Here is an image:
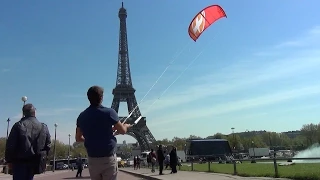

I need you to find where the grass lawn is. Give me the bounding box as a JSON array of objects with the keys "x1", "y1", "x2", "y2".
[{"x1": 179, "y1": 163, "x2": 320, "y2": 180}]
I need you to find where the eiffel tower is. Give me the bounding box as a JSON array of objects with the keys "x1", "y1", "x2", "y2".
[{"x1": 111, "y1": 2, "x2": 156, "y2": 152}]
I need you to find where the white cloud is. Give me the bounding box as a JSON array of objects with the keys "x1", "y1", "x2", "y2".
[
  {"x1": 140, "y1": 26, "x2": 320, "y2": 126},
  {"x1": 149, "y1": 85, "x2": 320, "y2": 127},
  {"x1": 253, "y1": 26, "x2": 320, "y2": 56},
  {"x1": 275, "y1": 41, "x2": 303, "y2": 49},
  {"x1": 274, "y1": 26, "x2": 320, "y2": 49},
  {"x1": 142, "y1": 49, "x2": 320, "y2": 113}
]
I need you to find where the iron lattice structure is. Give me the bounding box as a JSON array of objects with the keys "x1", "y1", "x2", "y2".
[{"x1": 111, "y1": 3, "x2": 156, "y2": 152}]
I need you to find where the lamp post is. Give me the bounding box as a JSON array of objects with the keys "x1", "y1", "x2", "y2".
[
  {"x1": 231, "y1": 127, "x2": 235, "y2": 150},
  {"x1": 4, "y1": 118, "x2": 11, "y2": 174},
  {"x1": 268, "y1": 132, "x2": 273, "y2": 153},
  {"x1": 251, "y1": 141, "x2": 256, "y2": 163},
  {"x1": 53, "y1": 123, "x2": 58, "y2": 172},
  {"x1": 21, "y1": 96, "x2": 27, "y2": 105},
  {"x1": 6, "y1": 118, "x2": 10, "y2": 139},
  {"x1": 68, "y1": 134, "x2": 71, "y2": 170},
  {"x1": 21, "y1": 96, "x2": 28, "y2": 117}
]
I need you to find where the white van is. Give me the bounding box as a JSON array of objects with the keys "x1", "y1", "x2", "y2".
[{"x1": 140, "y1": 151, "x2": 151, "y2": 166}]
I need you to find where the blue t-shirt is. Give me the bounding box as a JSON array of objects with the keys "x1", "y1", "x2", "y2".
[{"x1": 77, "y1": 105, "x2": 119, "y2": 158}]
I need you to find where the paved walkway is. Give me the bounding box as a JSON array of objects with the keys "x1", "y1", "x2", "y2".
[
  {"x1": 119, "y1": 168, "x2": 291, "y2": 180},
  {"x1": 0, "y1": 170, "x2": 69, "y2": 180},
  {"x1": 0, "y1": 169, "x2": 142, "y2": 180}
]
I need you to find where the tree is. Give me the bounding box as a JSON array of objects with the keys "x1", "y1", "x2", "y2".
[
  {"x1": 300, "y1": 123, "x2": 319, "y2": 146},
  {"x1": 0, "y1": 137, "x2": 6, "y2": 159},
  {"x1": 260, "y1": 132, "x2": 273, "y2": 146},
  {"x1": 208, "y1": 133, "x2": 227, "y2": 139},
  {"x1": 48, "y1": 140, "x2": 69, "y2": 160},
  {"x1": 250, "y1": 136, "x2": 266, "y2": 148},
  {"x1": 278, "y1": 134, "x2": 292, "y2": 147},
  {"x1": 155, "y1": 138, "x2": 171, "y2": 146},
  {"x1": 171, "y1": 137, "x2": 186, "y2": 150},
  {"x1": 187, "y1": 135, "x2": 202, "y2": 140},
  {"x1": 72, "y1": 142, "x2": 87, "y2": 158},
  {"x1": 226, "y1": 134, "x2": 241, "y2": 150}
]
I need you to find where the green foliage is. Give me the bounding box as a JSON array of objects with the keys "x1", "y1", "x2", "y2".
[
  {"x1": 152, "y1": 123, "x2": 320, "y2": 151},
  {"x1": 48, "y1": 140, "x2": 69, "y2": 159},
  {"x1": 0, "y1": 137, "x2": 6, "y2": 159},
  {"x1": 42, "y1": 140, "x2": 88, "y2": 160},
  {"x1": 72, "y1": 142, "x2": 87, "y2": 158}
]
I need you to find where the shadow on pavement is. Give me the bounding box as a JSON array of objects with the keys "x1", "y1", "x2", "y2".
[{"x1": 63, "y1": 176, "x2": 91, "y2": 179}]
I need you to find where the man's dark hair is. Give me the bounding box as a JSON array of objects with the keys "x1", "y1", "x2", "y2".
[
  {"x1": 87, "y1": 86, "x2": 104, "y2": 106},
  {"x1": 22, "y1": 103, "x2": 36, "y2": 117}
]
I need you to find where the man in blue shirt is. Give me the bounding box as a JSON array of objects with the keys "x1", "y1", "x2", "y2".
[{"x1": 75, "y1": 86, "x2": 131, "y2": 180}]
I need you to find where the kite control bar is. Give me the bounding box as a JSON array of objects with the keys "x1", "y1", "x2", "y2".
[{"x1": 113, "y1": 116, "x2": 142, "y2": 136}]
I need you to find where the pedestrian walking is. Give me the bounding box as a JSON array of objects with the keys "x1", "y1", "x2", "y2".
[
  {"x1": 75, "y1": 155, "x2": 83, "y2": 178},
  {"x1": 165, "y1": 153, "x2": 170, "y2": 169},
  {"x1": 133, "y1": 156, "x2": 137, "y2": 170},
  {"x1": 150, "y1": 149, "x2": 156, "y2": 173},
  {"x1": 136, "y1": 156, "x2": 141, "y2": 169},
  {"x1": 5, "y1": 104, "x2": 51, "y2": 180},
  {"x1": 157, "y1": 145, "x2": 165, "y2": 175},
  {"x1": 170, "y1": 147, "x2": 178, "y2": 174}
]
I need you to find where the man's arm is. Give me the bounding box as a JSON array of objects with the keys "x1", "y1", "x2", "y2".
[
  {"x1": 43, "y1": 123, "x2": 51, "y2": 155},
  {"x1": 75, "y1": 127, "x2": 85, "y2": 142},
  {"x1": 109, "y1": 108, "x2": 131, "y2": 135},
  {"x1": 5, "y1": 123, "x2": 19, "y2": 163},
  {"x1": 75, "y1": 115, "x2": 85, "y2": 142}
]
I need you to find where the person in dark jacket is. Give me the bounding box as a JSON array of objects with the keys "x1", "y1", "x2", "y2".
[
  {"x1": 136, "y1": 156, "x2": 141, "y2": 169},
  {"x1": 76, "y1": 155, "x2": 84, "y2": 178},
  {"x1": 5, "y1": 104, "x2": 51, "y2": 180},
  {"x1": 156, "y1": 145, "x2": 165, "y2": 175},
  {"x1": 133, "y1": 156, "x2": 137, "y2": 170},
  {"x1": 170, "y1": 147, "x2": 178, "y2": 173},
  {"x1": 147, "y1": 153, "x2": 151, "y2": 168}
]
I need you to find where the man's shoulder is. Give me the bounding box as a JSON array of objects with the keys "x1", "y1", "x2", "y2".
[
  {"x1": 100, "y1": 106, "x2": 116, "y2": 113},
  {"x1": 79, "y1": 107, "x2": 89, "y2": 114},
  {"x1": 41, "y1": 123, "x2": 49, "y2": 129},
  {"x1": 77, "y1": 107, "x2": 91, "y2": 119},
  {"x1": 12, "y1": 121, "x2": 22, "y2": 130}
]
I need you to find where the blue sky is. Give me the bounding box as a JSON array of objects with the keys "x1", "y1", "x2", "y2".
[{"x1": 1, "y1": 0, "x2": 320, "y2": 144}]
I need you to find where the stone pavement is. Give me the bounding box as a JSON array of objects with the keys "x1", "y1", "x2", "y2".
[
  {"x1": 119, "y1": 168, "x2": 292, "y2": 180},
  {"x1": 0, "y1": 169, "x2": 69, "y2": 180},
  {"x1": 0, "y1": 169, "x2": 143, "y2": 180}
]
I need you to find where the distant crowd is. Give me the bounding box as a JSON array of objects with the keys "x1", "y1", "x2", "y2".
[{"x1": 136, "y1": 145, "x2": 179, "y2": 175}]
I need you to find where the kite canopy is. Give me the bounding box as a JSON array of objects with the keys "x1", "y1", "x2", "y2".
[{"x1": 188, "y1": 5, "x2": 227, "y2": 42}]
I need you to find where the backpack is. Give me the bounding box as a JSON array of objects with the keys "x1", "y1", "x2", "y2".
[{"x1": 33, "y1": 124, "x2": 47, "y2": 174}]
